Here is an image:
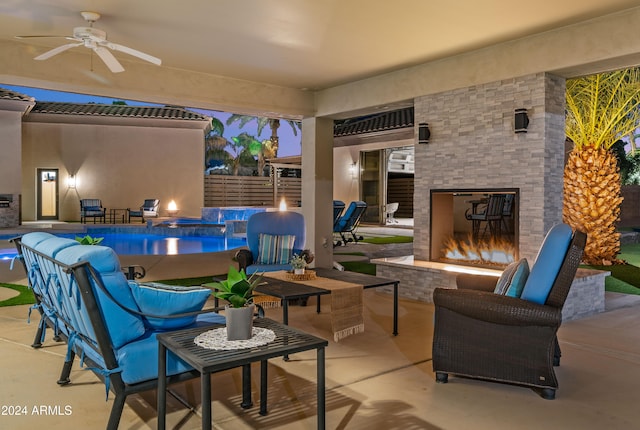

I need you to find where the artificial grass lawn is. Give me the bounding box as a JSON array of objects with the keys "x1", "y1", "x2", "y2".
[
  {"x1": 0, "y1": 283, "x2": 35, "y2": 307},
  {"x1": 362, "y1": 236, "x2": 413, "y2": 244}
]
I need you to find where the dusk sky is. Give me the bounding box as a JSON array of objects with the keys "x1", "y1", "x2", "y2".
[{"x1": 2, "y1": 84, "x2": 302, "y2": 157}]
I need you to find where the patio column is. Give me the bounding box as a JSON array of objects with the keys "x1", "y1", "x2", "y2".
[
  {"x1": 301, "y1": 117, "x2": 334, "y2": 268},
  {"x1": 0, "y1": 98, "x2": 32, "y2": 227}
]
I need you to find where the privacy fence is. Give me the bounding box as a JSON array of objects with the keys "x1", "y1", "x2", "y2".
[{"x1": 204, "y1": 175, "x2": 302, "y2": 207}]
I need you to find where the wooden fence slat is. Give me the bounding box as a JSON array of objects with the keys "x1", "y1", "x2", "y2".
[{"x1": 204, "y1": 175, "x2": 301, "y2": 207}]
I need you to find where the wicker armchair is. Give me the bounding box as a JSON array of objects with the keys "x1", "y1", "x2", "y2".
[{"x1": 432, "y1": 225, "x2": 586, "y2": 399}]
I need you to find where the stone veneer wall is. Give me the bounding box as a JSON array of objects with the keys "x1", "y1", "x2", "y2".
[
  {"x1": 0, "y1": 193, "x2": 20, "y2": 228},
  {"x1": 413, "y1": 72, "x2": 566, "y2": 263}
]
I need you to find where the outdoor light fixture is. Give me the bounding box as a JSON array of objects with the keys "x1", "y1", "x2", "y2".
[
  {"x1": 514, "y1": 109, "x2": 529, "y2": 133},
  {"x1": 349, "y1": 162, "x2": 358, "y2": 179},
  {"x1": 418, "y1": 123, "x2": 431, "y2": 144},
  {"x1": 166, "y1": 200, "x2": 179, "y2": 216},
  {"x1": 67, "y1": 174, "x2": 76, "y2": 189}
]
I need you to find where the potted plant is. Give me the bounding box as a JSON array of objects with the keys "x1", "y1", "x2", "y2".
[
  {"x1": 210, "y1": 266, "x2": 263, "y2": 340},
  {"x1": 75, "y1": 234, "x2": 104, "y2": 245},
  {"x1": 290, "y1": 253, "x2": 307, "y2": 275}
]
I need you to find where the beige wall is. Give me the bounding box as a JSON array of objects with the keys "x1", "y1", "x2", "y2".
[
  {"x1": 21, "y1": 121, "x2": 206, "y2": 221},
  {"x1": 333, "y1": 138, "x2": 413, "y2": 206}
]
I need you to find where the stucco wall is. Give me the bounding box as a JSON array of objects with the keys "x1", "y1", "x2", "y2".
[
  {"x1": 333, "y1": 139, "x2": 412, "y2": 207},
  {"x1": 21, "y1": 122, "x2": 205, "y2": 221}
]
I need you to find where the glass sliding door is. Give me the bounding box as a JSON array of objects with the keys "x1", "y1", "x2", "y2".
[{"x1": 359, "y1": 150, "x2": 383, "y2": 224}]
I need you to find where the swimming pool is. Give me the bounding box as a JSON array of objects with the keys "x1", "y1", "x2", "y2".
[{"x1": 0, "y1": 232, "x2": 246, "y2": 260}]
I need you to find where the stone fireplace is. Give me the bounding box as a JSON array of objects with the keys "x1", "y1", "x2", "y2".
[{"x1": 371, "y1": 72, "x2": 606, "y2": 321}]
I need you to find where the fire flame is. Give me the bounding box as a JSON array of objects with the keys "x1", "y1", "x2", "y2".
[{"x1": 442, "y1": 235, "x2": 515, "y2": 266}]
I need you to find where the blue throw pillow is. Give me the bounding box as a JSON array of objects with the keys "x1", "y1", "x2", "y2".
[
  {"x1": 520, "y1": 223, "x2": 573, "y2": 304},
  {"x1": 494, "y1": 259, "x2": 529, "y2": 297},
  {"x1": 256, "y1": 233, "x2": 296, "y2": 265},
  {"x1": 130, "y1": 282, "x2": 211, "y2": 330}
]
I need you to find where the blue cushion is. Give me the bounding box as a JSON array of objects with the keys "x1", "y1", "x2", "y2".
[
  {"x1": 20, "y1": 232, "x2": 57, "y2": 249},
  {"x1": 55, "y1": 245, "x2": 146, "y2": 348},
  {"x1": 34, "y1": 237, "x2": 80, "y2": 258},
  {"x1": 494, "y1": 258, "x2": 530, "y2": 297},
  {"x1": 84, "y1": 206, "x2": 102, "y2": 212},
  {"x1": 80, "y1": 313, "x2": 226, "y2": 385},
  {"x1": 246, "y1": 263, "x2": 296, "y2": 274},
  {"x1": 520, "y1": 224, "x2": 573, "y2": 304},
  {"x1": 246, "y1": 211, "x2": 306, "y2": 259},
  {"x1": 256, "y1": 233, "x2": 296, "y2": 265},
  {"x1": 129, "y1": 282, "x2": 211, "y2": 330}
]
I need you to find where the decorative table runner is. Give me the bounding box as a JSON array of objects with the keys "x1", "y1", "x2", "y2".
[{"x1": 267, "y1": 270, "x2": 364, "y2": 342}]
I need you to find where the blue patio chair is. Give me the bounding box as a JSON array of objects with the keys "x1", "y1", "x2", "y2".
[
  {"x1": 80, "y1": 198, "x2": 106, "y2": 223},
  {"x1": 235, "y1": 211, "x2": 306, "y2": 274},
  {"x1": 334, "y1": 201, "x2": 367, "y2": 246},
  {"x1": 333, "y1": 200, "x2": 345, "y2": 227},
  {"x1": 128, "y1": 199, "x2": 159, "y2": 223}
]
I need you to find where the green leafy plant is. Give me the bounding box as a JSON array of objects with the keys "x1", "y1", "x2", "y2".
[
  {"x1": 209, "y1": 266, "x2": 263, "y2": 308},
  {"x1": 290, "y1": 253, "x2": 307, "y2": 269},
  {"x1": 75, "y1": 235, "x2": 104, "y2": 245}
]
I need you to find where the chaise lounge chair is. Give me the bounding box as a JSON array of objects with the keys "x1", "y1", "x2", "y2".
[
  {"x1": 333, "y1": 200, "x2": 346, "y2": 227},
  {"x1": 334, "y1": 200, "x2": 367, "y2": 246}
]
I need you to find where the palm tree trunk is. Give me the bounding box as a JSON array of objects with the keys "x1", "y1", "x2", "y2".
[{"x1": 269, "y1": 119, "x2": 280, "y2": 157}]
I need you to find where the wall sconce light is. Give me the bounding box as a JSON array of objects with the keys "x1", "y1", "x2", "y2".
[
  {"x1": 349, "y1": 162, "x2": 358, "y2": 179},
  {"x1": 67, "y1": 174, "x2": 76, "y2": 189},
  {"x1": 514, "y1": 108, "x2": 529, "y2": 133},
  {"x1": 418, "y1": 122, "x2": 431, "y2": 144}
]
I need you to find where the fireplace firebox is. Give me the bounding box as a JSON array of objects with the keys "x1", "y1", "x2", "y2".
[{"x1": 430, "y1": 188, "x2": 519, "y2": 268}]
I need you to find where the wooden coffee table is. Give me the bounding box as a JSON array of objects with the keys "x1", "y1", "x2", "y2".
[{"x1": 257, "y1": 268, "x2": 400, "y2": 336}]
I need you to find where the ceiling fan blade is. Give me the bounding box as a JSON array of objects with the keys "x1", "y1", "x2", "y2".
[
  {"x1": 16, "y1": 35, "x2": 67, "y2": 39},
  {"x1": 93, "y1": 46, "x2": 125, "y2": 73},
  {"x1": 105, "y1": 42, "x2": 162, "y2": 66},
  {"x1": 34, "y1": 42, "x2": 83, "y2": 60}
]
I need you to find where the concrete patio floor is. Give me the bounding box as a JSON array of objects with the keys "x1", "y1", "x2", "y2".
[{"x1": 1, "y1": 226, "x2": 640, "y2": 429}]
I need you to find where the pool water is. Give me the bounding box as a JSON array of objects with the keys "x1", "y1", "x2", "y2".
[{"x1": 0, "y1": 233, "x2": 246, "y2": 259}]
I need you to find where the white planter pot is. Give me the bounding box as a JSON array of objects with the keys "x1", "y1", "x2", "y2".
[
  {"x1": 294, "y1": 268, "x2": 305, "y2": 275},
  {"x1": 225, "y1": 304, "x2": 254, "y2": 340}
]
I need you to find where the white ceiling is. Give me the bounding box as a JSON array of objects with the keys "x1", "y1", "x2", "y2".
[{"x1": 1, "y1": 0, "x2": 640, "y2": 91}]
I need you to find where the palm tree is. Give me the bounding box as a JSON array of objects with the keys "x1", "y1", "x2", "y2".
[
  {"x1": 564, "y1": 68, "x2": 640, "y2": 265},
  {"x1": 228, "y1": 132, "x2": 259, "y2": 175},
  {"x1": 226, "y1": 114, "x2": 301, "y2": 157},
  {"x1": 205, "y1": 117, "x2": 230, "y2": 171}
]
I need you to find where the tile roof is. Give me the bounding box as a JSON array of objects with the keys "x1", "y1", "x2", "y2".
[
  {"x1": 29, "y1": 102, "x2": 210, "y2": 121},
  {"x1": 0, "y1": 87, "x2": 35, "y2": 102},
  {"x1": 334, "y1": 107, "x2": 414, "y2": 137}
]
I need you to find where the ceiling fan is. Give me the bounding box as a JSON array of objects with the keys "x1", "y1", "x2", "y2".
[{"x1": 16, "y1": 11, "x2": 162, "y2": 73}]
